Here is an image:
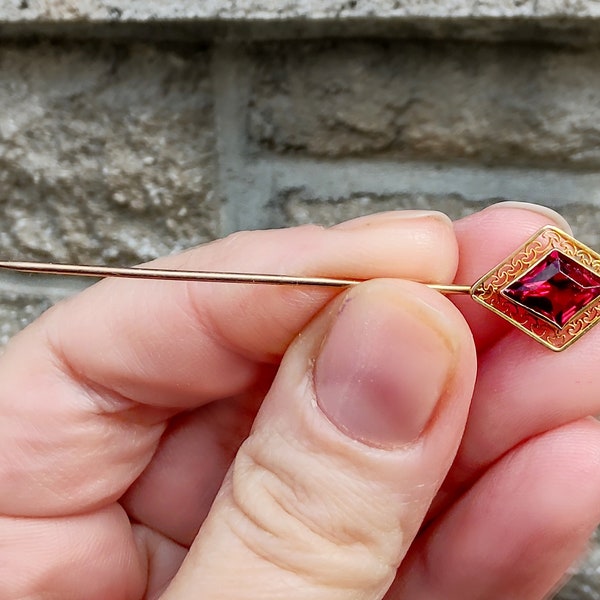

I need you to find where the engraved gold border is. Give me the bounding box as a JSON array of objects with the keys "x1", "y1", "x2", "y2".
[{"x1": 470, "y1": 226, "x2": 600, "y2": 351}]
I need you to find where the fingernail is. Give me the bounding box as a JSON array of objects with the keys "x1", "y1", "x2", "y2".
[
  {"x1": 333, "y1": 210, "x2": 451, "y2": 230},
  {"x1": 487, "y1": 202, "x2": 572, "y2": 234},
  {"x1": 314, "y1": 283, "x2": 455, "y2": 448}
]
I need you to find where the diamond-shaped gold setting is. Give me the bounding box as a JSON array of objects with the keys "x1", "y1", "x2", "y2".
[{"x1": 470, "y1": 226, "x2": 600, "y2": 351}]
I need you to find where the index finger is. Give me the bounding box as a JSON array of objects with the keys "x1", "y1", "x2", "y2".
[
  {"x1": 45, "y1": 211, "x2": 456, "y2": 406},
  {"x1": 0, "y1": 211, "x2": 457, "y2": 517}
]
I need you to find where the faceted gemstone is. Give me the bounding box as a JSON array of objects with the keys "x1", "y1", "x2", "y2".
[{"x1": 503, "y1": 250, "x2": 600, "y2": 328}]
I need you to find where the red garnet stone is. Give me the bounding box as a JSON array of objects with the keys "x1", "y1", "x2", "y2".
[{"x1": 503, "y1": 250, "x2": 600, "y2": 328}]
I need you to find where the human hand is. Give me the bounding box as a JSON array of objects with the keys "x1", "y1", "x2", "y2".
[{"x1": 1, "y1": 203, "x2": 599, "y2": 599}]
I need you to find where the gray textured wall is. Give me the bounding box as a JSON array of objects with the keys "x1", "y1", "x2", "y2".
[{"x1": 1, "y1": 3, "x2": 600, "y2": 597}]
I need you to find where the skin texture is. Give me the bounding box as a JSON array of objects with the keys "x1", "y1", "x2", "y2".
[{"x1": 1, "y1": 204, "x2": 600, "y2": 599}]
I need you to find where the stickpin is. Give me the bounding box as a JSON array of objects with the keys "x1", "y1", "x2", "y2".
[{"x1": 1, "y1": 225, "x2": 599, "y2": 351}]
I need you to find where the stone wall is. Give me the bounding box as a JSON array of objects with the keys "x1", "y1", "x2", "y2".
[{"x1": 1, "y1": 2, "x2": 600, "y2": 597}]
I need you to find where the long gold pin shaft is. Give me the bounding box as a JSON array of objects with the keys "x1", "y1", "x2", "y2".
[{"x1": 0, "y1": 261, "x2": 472, "y2": 295}]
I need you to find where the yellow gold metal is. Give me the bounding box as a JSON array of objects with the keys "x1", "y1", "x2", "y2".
[
  {"x1": 0, "y1": 261, "x2": 360, "y2": 288},
  {"x1": 470, "y1": 225, "x2": 600, "y2": 351},
  {"x1": 0, "y1": 261, "x2": 473, "y2": 293},
  {"x1": 428, "y1": 284, "x2": 472, "y2": 294}
]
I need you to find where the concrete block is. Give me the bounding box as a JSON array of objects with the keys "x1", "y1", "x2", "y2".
[
  {"x1": 0, "y1": 289, "x2": 54, "y2": 347},
  {"x1": 0, "y1": 41, "x2": 218, "y2": 265},
  {"x1": 3, "y1": 1, "x2": 600, "y2": 22},
  {"x1": 4, "y1": 2, "x2": 600, "y2": 46},
  {"x1": 248, "y1": 41, "x2": 600, "y2": 168}
]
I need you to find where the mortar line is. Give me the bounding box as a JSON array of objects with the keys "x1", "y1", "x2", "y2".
[
  {"x1": 212, "y1": 42, "x2": 276, "y2": 235},
  {"x1": 261, "y1": 156, "x2": 600, "y2": 207}
]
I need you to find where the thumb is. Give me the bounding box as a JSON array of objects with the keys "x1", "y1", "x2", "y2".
[{"x1": 162, "y1": 279, "x2": 476, "y2": 600}]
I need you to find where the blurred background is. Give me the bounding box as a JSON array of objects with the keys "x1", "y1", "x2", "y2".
[{"x1": 1, "y1": 2, "x2": 600, "y2": 597}]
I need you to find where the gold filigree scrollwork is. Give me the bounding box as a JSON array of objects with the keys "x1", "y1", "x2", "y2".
[{"x1": 470, "y1": 225, "x2": 600, "y2": 351}]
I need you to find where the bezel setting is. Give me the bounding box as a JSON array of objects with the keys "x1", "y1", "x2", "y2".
[{"x1": 470, "y1": 226, "x2": 600, "y2": 351}]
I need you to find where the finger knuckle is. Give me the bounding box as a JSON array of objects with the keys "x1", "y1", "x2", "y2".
[{"x1": 226, "y1": 430, "x2": 400, "y2": 591}]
